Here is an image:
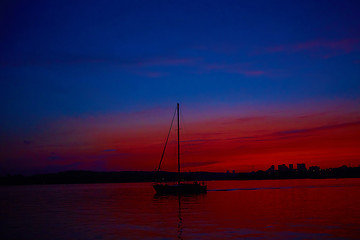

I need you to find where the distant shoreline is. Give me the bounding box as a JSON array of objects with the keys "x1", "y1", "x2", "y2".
[{"x1": 1, "y1": 166, "x2": 360, "y2": 186}]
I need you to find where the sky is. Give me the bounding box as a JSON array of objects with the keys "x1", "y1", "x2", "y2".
[{"x1": 1, "y1": 0, "x2": 360, "y2": 175}]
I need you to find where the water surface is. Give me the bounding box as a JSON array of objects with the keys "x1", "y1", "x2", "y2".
[{"x1": 1, "y1": 179, "x2": 360, "y2": 239}]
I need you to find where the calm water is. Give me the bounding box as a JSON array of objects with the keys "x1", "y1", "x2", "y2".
[{"x1": 1, "y1": 179, "x2": 360, "y2": 239}]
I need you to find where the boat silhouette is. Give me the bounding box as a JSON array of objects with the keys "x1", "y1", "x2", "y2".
[{"x1": 153, "y1": 103, "x2": 207, "y2": 194}]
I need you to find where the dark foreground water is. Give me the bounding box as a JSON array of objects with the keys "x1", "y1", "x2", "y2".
[{"x1": 1, "y1": 179, "x2": 360, "y2": 239}]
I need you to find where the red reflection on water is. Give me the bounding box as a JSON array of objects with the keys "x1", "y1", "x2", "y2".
[
  {"x1": 203, "y1": 179, "x2": 360, "y2": 239},
  {"x1": 152, "y1": 179, "x2": 360, "y2": 239},
  {"x1": 1, "y1": 179, "x2": 360, "y2": 239}
]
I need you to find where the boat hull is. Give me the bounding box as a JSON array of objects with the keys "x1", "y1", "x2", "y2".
[{"x1": 153, "y1": 183, "x2": 207, "y2": 195}]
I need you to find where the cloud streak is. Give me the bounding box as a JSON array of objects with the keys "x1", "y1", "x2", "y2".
[
  {"x1": 272, "y1": 120, "x2": 360, "y2": 137},
  {"x1": 201, "y1": 63, "x2": 269, "y2": 77},
  {"x1": 0, "y1": 55, "x2": 201, "y2": 68},
  {"x1": 264, "y1": 38, "x2": 360, "y2": 58}
]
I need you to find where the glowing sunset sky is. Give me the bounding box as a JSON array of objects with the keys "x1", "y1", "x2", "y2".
[{"x1": 1, "y1": 0, "x2": 360, "y2": 175}]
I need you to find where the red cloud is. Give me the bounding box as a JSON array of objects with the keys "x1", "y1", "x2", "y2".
[
  {"x1": 2, "y1": 101, "x2": 360, "y2": 174},
  {"x1": 265, "y1": 38, "x2": 360, "y2": 58},
  {"x1": 294, "y1": 38, "x2": 359, "y2": 52}
]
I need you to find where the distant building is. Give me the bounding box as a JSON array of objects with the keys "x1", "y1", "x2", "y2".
[
  {"x1": 278, "y1": 164, "x2": 289, "y2": 172},
  {"x1": 289, "y1": 164, "x2": 293, "y2": 170},
  {"x1": 309, "y1": 166, "x2": 320, "y2": 174},
  {"x1": 297, "y1": 163, "x2": 306, "y2": 172},
  {"x1": 266, "y1": 165, "x2": 275, "y2": 174}
]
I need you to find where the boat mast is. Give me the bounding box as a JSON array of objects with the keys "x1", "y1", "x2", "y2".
[{"x1": 177, "y1": 103, "x2": 180, "y2": 185}]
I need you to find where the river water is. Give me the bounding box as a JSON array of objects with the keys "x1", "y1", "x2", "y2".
[{"x1": 1, "y1": 179, "x2": 360, "y2": 239}]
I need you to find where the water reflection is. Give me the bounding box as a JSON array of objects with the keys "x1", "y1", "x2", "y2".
[
  {"x1": 1, "y1": 180, "x2": 360, "y2": 239},
  {"x1": 177, "y1": 195, "x2": 183, "y2": 240},
  {"x1": 152, "y1": 193, "x2": 207, "y2": 239},
  {"x1": 153, "y1": 194, "x2": 185, "y2": 239}
]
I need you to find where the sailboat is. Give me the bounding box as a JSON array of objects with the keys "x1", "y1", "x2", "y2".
[{"x1": 153, "y1": 103, "x2": 207, "y2": 194}]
